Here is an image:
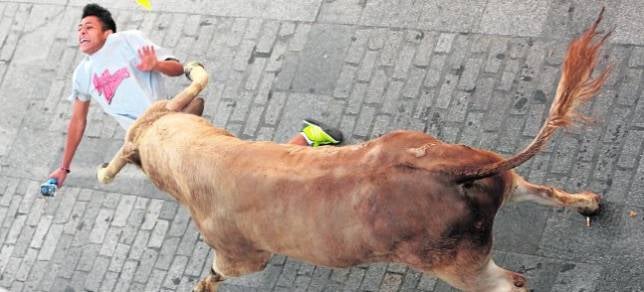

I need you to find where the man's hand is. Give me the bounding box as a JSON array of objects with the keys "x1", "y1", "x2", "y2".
[
  {"x1": 136, "y1": 45, "x2": 159, "y2": 72},
  {"x1": 48, "y1": 168, "x2": 69, "y2": 188}
]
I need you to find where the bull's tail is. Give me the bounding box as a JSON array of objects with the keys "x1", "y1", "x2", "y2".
[{"x1": 453, "y1": 8, "x2": 611, "y2": 184}]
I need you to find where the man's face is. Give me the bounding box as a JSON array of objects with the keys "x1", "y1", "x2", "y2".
[{"x1": 77, "y1": 16, "x2": 111, "y2": 55}]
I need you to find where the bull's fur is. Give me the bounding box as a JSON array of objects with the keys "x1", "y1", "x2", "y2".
[{"x1": 97, "y1": 10, "x2": 609, "y2": 292}]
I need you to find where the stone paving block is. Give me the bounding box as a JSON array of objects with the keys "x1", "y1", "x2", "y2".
[
  {"x1": 402, "y1": 67, "x2": 426, "y2": 99},
  {"x1": 379, "y1": 30, "x2": 403, "y2": 67},
  {"x1": 417, "y1": 0, "x2": 485, "y2": 32},
  {"x1": 354, "y1": 106, "x2": 376, "y2": 138},
  {"x1": 445, "y1": 91, "x2": 470, "y2": 123},
  {"x1": 108, "y1": 242, "x2": 130, "y2": 273},
  {"x1": 30, "y1": 215, "x2": 53, "y2": 250},
  {"x1": 485, "y1": 38, "x2": 508, "y2": 73},
  {"x1": 630, "y1": 46, "x2": 644, "y2": 67},
  {"x1": 155, "y1": 237, "x2": 181, "y2": 270},
  {"x1": 434, "y1": 33, "x2": 455, "y2": 54},
  {"x1": 550, "y1": 136, "x2": 579, "y2": 174},
  {"x1": 120, "y1": 208, "x2": 145, "y2": 245},
  {"x1": 289, "y1": 23, "x2": 311, "y2": 52},
  {"x1": 266, "y1": 41, "x2": 287, "y2": 73},
  {"x1": 333, "y1": 64, "x2": 358, "y2": 98},
  {"x1": 381, "y1": 80, "x2": 403, "y2": 114},
  {"x1": 478, "y1": 0, "x2": 550, "y2": 37},
  {"x1": 149, "y1": 219, "x2": 169, "y2": 249},
  {"x1": 254, "y1": 73, "x2": 276, "y2": 105},
  {"x1": 177, "y1": 223, "x2": 199, "y2": 257},
  {"x1": 88, "y1": 209, "x2": 114, "y2": 244},
  {"x1": 435, "y1": 74, "x2": 458, "y2": 109},
  {"x1": 371, "y1": 115, "x2": 391, "y2": 138},
  {"x1": 597, "y1": 253, "x2": 644, "y2": 291},
  {"x1": 113, "y1": 260, "x2": 137, "y2": 292},
  {"x1": 413, "y1": 31, "x2": 436, "y2": 67},
  {"x1": 424, "y1": 54, "x2": 446, "y2": 88},
  {"x1": 141, "y1": 199, "x2": 163, "y2": 230},
  {"x1": 344, "y1": 29, "x2": 369, "y2": 65},
  {"x1": 616, "y1": 68, "x2": 642, "y2": 106},
  {"x1": 317, "y1": 0, "x2": 362, "y2": 24},
  {"x1": 360, "y1": 262, "x2": 387, "y2": 291},
  {"x1": 242, "y1": 105, "x2": 264, "y2": 137},
  {"x1": 246, "y1": 58, "x2": 267, "y2": 91},
  {"x1": 458, "y1": 57, "x2": 484, "y2": 92},
  {"x1": 291, "y1": 24, "x2": 353, "y2": 95},
  {"x1": 98, "y1": 227, "x2": 121, "y2": 258},
  {"x1": 593, "y1": 143, "x2": 620, "y2": 182},
  {"x1": 111, "y1": 194, "x2": 135, "y2": 227},
  {"x1": 273, "y1": 54, "x2": 298, "y2": 91},
  {"x1": 538, "y1": 202, "x2": 623, "y2": 264},
  {"x1": 357, "y1": 50, "x2": 378, "y2": 82},
  {"x1": 614, "y1": 0, "x2": 644, "y2": 44},
  {"x1": 84, "y1": 256, "x2": 109, "y2": 292},
  {"x1": 263, "y1": 92, "x2": 288, "y2": 126},
  {"x1": 256, "y1": 20, "x2": 279, "y2": 55},
  {"x1": 393, "y1": 44, "x2": 416, "y2": 80},
  {"x1": 168, "y1": 207, "x2": 191, "y2": 237},
  {"x1": 134, "y1": 248, "x2": 158, "y2": 284},
  {"x1": 99, "y1": 271, "x2": 119, "y2": 292}
]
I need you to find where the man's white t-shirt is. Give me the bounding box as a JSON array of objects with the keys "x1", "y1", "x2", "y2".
[{"x1": 68, "y1": 30, "x2": 176, "y2": 129}]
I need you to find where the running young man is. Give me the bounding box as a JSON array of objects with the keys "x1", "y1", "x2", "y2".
[{"x1": 48, "y1": 3, "x2": 342, "y2": 189}]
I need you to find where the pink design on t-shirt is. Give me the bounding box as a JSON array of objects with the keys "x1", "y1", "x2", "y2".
[{"x1": 93, "y1": 67, "x2": 130, "y2": 104}]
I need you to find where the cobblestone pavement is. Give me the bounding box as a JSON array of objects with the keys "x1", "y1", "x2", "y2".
[{"x1": 1, "y1": 1, "x2": 643, "y2": 291}]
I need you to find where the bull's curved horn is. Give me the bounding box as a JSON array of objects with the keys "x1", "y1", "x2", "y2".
[{"x1": 166, "y1": 61, "x2": 209, "y2": 112}]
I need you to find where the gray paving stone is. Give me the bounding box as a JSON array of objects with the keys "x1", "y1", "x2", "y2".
[
  {"x1": 417, "y1": 0, "x2": 485, "y2": 32},
  {"x1": 291, "y1": 24, "x2": 353, "y2": 95},
  {"x1": 538, "y1": 202, "x2": 624, "y2": 264},
  {"x1": 478, "y1": 0, "x2": 550, "y2": 37},
  {"x1": 289, "y1": 23, "x2": 311, "y2": 52},
  {"x1": 614, "y1": 0, "x2": 644, "y2": 44},
  {"x1": 616, "y1": 68, "x2": 642, "y2": 106},
  {"x1": 113, "y1": 260, "x2": 137, "y2": 292},
  {"x1": 414, "y1": 31, "x2": 437, "y2": 67},
  {"x1": 333, "y1": 64, "x2": 357, "y2": 99},
  {"x1": 393, "y1": 44, "x2": 416, "y2": 80},
  {"x1": 381, "y1": 80, "x2": 404, "y2": 115},
  {"x1": 111, "y1": 194, "x2": 135, "y2": 227},
  {"x1": 84, "y1": 256, "x2": 109, "y2": 292}
]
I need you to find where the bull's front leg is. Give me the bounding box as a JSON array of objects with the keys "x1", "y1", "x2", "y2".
[
  {"x1": 96, "y1": 145, "x2": 131, "y2": 184},
  {"x1": 193, "y1": 268, "x2": 224, "y2": 292}
]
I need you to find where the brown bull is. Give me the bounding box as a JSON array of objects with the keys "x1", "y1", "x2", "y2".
[{"x1": 97, "y1": 11, "x2": 609, "y2": 292}]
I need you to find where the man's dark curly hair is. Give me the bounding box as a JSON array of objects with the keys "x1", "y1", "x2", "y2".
[{"x1": 82, "y1": 3, "x2": 116, "y2": 32}]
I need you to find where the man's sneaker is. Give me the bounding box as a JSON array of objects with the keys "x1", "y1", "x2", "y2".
[{"x1": 300, "y1": 119, "x2": 344, "y2": 147}]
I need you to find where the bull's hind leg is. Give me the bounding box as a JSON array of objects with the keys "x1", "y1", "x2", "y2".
[
  {"x1": 193, "y1": 250, "x2": 271, "y2": 292},
  {"x1": 509, "y1": 174, "x2": 601, "y2": 216}
]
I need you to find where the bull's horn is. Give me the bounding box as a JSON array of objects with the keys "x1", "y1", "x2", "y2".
[{"x1": 166, "y1": 61, "x2": 209, "y2": 112}]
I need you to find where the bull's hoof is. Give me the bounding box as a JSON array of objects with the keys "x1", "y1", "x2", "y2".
[
  {"x1": 192, "y1": 274, "x2": 220, "y2": 292},
  {"x1": 577, "y1": 192, "x2": 601, "y2": 217},
  {"x1": 96, "y1": 163, "x2": 114, "y2": 184}
]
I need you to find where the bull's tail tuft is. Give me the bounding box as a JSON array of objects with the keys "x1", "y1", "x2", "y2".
[{"x1": 454, "y1": 8, "x2": 611, "y2": 183}]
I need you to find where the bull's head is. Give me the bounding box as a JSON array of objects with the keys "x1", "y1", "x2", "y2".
[{"x1": 96, "y1": 61, "x2": 208, "y2": 184}]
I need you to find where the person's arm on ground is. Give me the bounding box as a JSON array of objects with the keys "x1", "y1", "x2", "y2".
[
  {"x1": 136, "y1": 45, "x2": 183, "y2": 76},
  {"x1": 48, "y1": 99, "x2": 90, "y2": 187}
]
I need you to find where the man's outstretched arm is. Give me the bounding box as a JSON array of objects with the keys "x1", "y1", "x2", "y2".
[{"x1": 48, "y1": 99, "x2": 90, "y2": 187}]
